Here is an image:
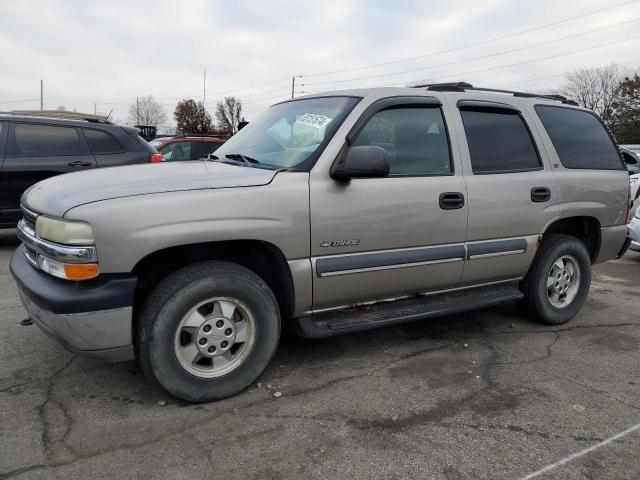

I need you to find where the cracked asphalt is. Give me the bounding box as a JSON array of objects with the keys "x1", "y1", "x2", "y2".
[{"x1": 1, "y1": 230, "x2": 639, "y2": 480}]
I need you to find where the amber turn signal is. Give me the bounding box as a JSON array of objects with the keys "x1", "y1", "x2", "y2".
[{"x1": 63, "y1": 264, "x2": 100, "y2": 281}]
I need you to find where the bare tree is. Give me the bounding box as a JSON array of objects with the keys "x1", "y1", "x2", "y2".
[
  {"x1": 215, "y1": 97, "x2": 243, "y2": 135},
  {"x1": 559, "y1": 64, "x2": 629, "y2": 122},
  {"x1": 127, "y1": 95, "x2": 168, "y2": 127}
]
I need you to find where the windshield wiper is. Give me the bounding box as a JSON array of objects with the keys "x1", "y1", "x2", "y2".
[{"x1": 224, "y1": 153, "x2": 261, "y2": 167}]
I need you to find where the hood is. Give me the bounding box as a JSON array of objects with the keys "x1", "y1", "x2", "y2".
[{"x1": 23, "y1": 161, "x2": 278, "y2": 217}]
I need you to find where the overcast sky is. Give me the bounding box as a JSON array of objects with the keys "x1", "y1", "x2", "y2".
[{"x1": 1, "y1": 0, "x2": 639, "y2": 126}]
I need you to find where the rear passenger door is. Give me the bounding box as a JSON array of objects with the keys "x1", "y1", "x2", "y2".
[
  {"x1": 2, "y1": 122, "x2": 96, "y2": 223},
  {"x1": 450, "y1": 100, "x2": 559, "y2": 286}
]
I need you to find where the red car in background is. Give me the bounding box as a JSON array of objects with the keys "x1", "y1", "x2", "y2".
[{"x1": 149, "y1": 135, "x2": 228, "y2": 161}]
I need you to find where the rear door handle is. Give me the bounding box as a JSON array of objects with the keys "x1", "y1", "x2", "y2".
[
  {"x1": 67, "y1": 160, "x2": 92, "y2": 167},
  {"x1": 439, "y1": 192, "x2": 465, "y2": 210},
  {"x1": 531, "y1": 187, "x2": 551, "y2": 203}
]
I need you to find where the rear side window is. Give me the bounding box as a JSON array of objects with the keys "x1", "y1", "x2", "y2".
[
  {"x1": 83, "y1": 129, "x2": 124, "y2": 154},
  {"x1": 535, "y1": 106, "x2": 623, "y2": 170},
  {"x1": 461, "y1": 109, "x2": 541, "y2": 174},
  {"x1": 352, "y1": 107, "x2": 452, "y2": 176},
  {"x1": 11, "y1": 123, "x2": 82, "y2": 156}
]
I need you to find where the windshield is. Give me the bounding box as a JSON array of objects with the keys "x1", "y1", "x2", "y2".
[{"x1": 214, "y1": 96, "x2": 360, "y2": 171}]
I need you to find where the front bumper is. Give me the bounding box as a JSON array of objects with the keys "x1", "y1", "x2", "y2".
[{"x1": 10, "y1": 246, "x2": 137, "y2": 362}]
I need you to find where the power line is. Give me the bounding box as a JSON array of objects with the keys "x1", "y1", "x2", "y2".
[
  {"x1": 303, "y1": 17, "x2": 640, "y2": 87},
  {"x1": 397, "y1": 34, "x2": 640, "y2": 86},
  {"x1": 299, "y1": 0, "x2": 638, "y2": 79},
  {"x1": 493, "y1": 57, "x2": 640, "y2": 89},
  {"x1": 0, "y1": 98, "x2": 39, "y2": 105}
]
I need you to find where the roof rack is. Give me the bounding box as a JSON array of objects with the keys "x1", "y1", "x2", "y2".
[
  {"x1": 171, "y1": 134, "x2": 230, "y2": 139},
  {"x1": 412, "y1": 82, "x2": 579, "y2": 106},
  {"x1": 0, "y1": 110, "x2": 114, "y2": 123}
]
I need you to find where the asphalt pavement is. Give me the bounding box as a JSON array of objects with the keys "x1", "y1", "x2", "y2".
[{"x1": 1, "y1": 230, "x2": 639, "y2": 480}]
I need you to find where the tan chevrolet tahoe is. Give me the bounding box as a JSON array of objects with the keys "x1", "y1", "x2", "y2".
[{"x1": 11, "y1": 83, "x2": 631, "y2": 402}]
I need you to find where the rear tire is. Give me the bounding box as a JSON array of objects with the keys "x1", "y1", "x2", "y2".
[
  {"x1": 521, "y1": 234, "x2": 591, "y2": 325},
  {"x1": 138, "y1": 261, "x2": 280, "y2": 402}
]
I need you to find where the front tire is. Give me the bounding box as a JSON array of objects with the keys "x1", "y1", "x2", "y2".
[
  {"x1": 521, "y1": 234, "x2": 591, "y2": 325},
  {"x1": 138, "y1": 261, "x2": 280, "y2": 402}
]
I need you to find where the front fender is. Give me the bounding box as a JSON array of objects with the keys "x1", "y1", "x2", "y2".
[{"x1": 64, "y1": 172, "x2": 311, "y2": 273}]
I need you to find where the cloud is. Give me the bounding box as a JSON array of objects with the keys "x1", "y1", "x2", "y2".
[{"x1": 0, "y1": 0, "x2": 638, "y2": 123}]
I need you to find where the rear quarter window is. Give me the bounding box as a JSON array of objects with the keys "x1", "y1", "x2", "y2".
[
  {"x1": 83, "y1": 129, "x2": 124, "y2": 154},
  {"x1": 535, "y1": 105, "x2": 623, "y2": 170}
]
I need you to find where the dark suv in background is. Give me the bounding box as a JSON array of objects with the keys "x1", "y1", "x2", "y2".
[
  {"x1": 149, "y1": 135, "x2": 227, "y2": 161},
  {"x1": 0, "y1": 114, "x2": 162, "y2": 228}
]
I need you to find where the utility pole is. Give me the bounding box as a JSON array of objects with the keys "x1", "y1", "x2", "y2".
[
  {"x1": 203, "y1": 70, "x2": 206, "y2": 133},
  {"x1": 94, "y1": 103, "x2": 97, "y2": 115},
  {"x1": 291, "y1": 76, "x2": 295, "y2": 99},
  {"x1": 136, "y1": 97, "x2": 139, "y2": 125},
  {"x1": 40, "y1": 80, "x2": 43, "y2": 110}
]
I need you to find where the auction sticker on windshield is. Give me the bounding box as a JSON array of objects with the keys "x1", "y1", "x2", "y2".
[{"x1": 296, "y1": 113, "x2": 332, "y2": 129}]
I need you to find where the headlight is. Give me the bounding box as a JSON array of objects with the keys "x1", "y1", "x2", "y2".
[{"x1": 35, "y1": 216, "x2": 94, "y2": 245}]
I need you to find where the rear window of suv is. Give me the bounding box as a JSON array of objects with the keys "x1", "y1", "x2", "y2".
[
  {"x1": 535, "y1": 105, "x2": 623, "y2": 170},
  {"x1": 83, "y1": 129, "x2": 124, "y2": 154}
]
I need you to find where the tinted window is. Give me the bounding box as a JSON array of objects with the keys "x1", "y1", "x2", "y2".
[
  {"x1": 535, "y1": 106, "x2": 623, "y2": 170},
  {"x1": 353, "y1": 107, "x2": 451, "y2": 175},
  {"x1": 83, "y1": 129, "x2": 123, "y2": 154},
  {"x1": 203, "y1": 141, "x2": 223, "y2": 156},
  {"x1": 461, "y1": 109, "x2": 540, "y2": 174},
  {"x1": 12, "y1": 123, "x2": 82, "y2": 156},
  {"x1": 159, "y1": 141, "x2": 191, "y2": 161},
  {"x1": 189, "y1": 141, "x2": 204, "y2": 160}
]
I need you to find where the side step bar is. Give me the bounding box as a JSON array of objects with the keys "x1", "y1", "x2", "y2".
[{"x1": 293, "y1": 282, "x2": 524, "y2": 338}]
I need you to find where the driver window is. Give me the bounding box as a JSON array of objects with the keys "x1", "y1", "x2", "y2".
[
  {"x1": 352, "y1": 107, "x2": 452, "y2": 176},
  {"x1": 160, "y1": 141, "x2": 191, "y2": 161}
]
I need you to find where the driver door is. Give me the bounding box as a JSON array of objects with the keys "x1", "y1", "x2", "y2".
[{"x1": 309, "y1": 97, "x2": 468, "y2": 310}]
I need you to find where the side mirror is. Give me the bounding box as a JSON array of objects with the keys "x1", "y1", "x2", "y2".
[{"x1": 330, "y1": 145, "x2": 389, "y2": 180}]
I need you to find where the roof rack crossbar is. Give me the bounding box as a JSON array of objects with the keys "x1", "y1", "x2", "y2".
[{"x1": 412, "y1": 82, "x2": 579, "y2": 106}]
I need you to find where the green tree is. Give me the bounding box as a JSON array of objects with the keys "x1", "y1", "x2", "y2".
[
  {"x1": 610, "y1": 75, "x2": 640, "y2": 144},
  {"x1": 174, "y1": 99, "x2": 213, "y2": 134}
]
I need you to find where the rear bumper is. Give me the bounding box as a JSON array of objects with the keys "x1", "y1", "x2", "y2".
[
  {"x1": 10, "y1": 246, "x2": 136, "y2": 362},
  {"x1": 595, "y1": 224, "x2": 630, "y2": 263}
]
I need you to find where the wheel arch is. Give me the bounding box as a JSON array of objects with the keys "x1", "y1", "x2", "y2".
[
  {"x1": 541, "y1": 216, "x2": 601, "y2": 262},
  {"x1": 131, "y1": 239, "x2": 296, "y2": 344}
]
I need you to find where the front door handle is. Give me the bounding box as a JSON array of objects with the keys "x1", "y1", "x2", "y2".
[
  {"x1": 531, "y1": 186, "x2": 551, "y2": 203},
  {"x1": 67, "y1": 160, "x2": 92, "y2": 167},
  {"x1": 439, "y1": 192, "x2": 465, "y2": 210}
]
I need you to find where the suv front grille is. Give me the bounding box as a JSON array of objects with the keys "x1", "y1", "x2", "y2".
[{"x1": 21, "y1": 206, "x2": 38, "y2": 231}]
